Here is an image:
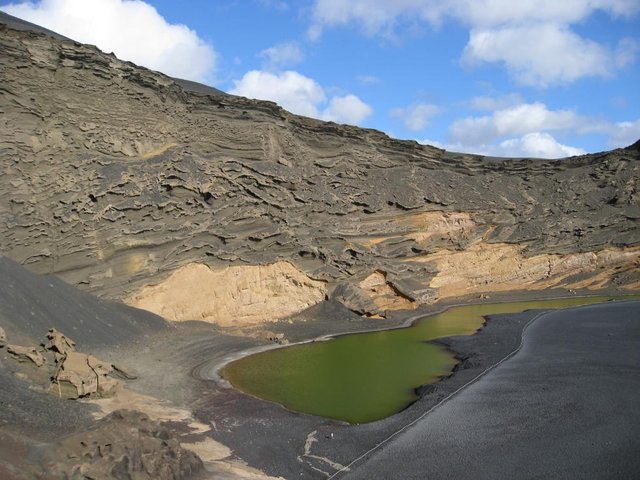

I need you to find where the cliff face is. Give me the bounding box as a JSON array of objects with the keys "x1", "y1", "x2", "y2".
[{"x1": 1, "y1": 16, "x2": 638, "y2": 323}]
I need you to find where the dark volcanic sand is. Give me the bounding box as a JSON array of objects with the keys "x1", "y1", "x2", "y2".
[
  {"x1": 2, "y1": 252, "x2": 638, "y2": 479},
  {"x1": 91, "y1": 293, "x2": 640, "y2": 479},
  {"x1": 340, "y1": 300, "x2": 640, "y2": 480}
]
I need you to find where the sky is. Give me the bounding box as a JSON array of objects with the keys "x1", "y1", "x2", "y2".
[{"x1": 2, "y1": 0, "x2": 640, "y2": 158}]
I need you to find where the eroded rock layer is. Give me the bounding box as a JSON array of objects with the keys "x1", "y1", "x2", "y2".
[
  {"x1": 1, "y1": 17, "x2": 638, "y2": 320},
  {"x1": 127, "y1": 261, "x2": 327, "y2": 326}
]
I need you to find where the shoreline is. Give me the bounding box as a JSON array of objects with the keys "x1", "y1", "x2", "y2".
[
  {"x1": 1, "y1": 271, "x2": 638, "y2": 478},
  {"x1": 337, "y1": 300, "x2": 640, "y2": 479},
  {"x1": 204, "y1": 291, "x2": 638, "y2": 399},
  {"x1": 177, "y1": 290, "x2": 639, "y2": 478}
]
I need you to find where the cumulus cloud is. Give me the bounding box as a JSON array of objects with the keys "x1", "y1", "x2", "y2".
[
  {"x1": 423, "y1": 98, "x2": 640, "y2": 158},
  {"x1": 259, "y1": 41, "x2": 304, "y2": 70},
  {"x1": 607, "y1": 119, "x2": 640, "y2": 148},
  {"x1": 422, "y1": 132, "x2": 586, "y2": 159},
  {"x1": 230, "y1": 70, "x2": 325, "y2": 118},
  {"x1": 322, "y1": 94, "x2": 373, "y2": 124},
  {"x1": 495, "y1": 132, "x2": 586, "y2": 158},
  {"x1": 2, "y1": 0, "x2": 217, "y2": 82},
  {"x1": 230, "y1": 70, "x2": 372, "y2": 125},
  {"x1": 391, "y1": 103, "x2": 440, "y2": 131},
  {"x1": 310, "y1": 0, "x2": 640, "y2": 34},
  {"x1": 462, "y1": 24, "x2": 611, "y2": 87},
  {"x1": 449, "y1": 102, "x2": 581, "y2": 144},
  {"x1": 309, "y1": 0, "x2": 640, "y2": 86},
  {"x1": 615, "y1": 37, "x2": 640, "y2": 68},
  {"x1": 444, "y1": 0, "x2": 639, "y2": 27}
]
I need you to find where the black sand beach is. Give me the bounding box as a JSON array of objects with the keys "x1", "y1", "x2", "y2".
[
  {"x1": 1, "y1": 255, "x2": 639, "y2": 478},
  {"x1": 339, "y1": 300, "x2": 640, "y2": 479}
]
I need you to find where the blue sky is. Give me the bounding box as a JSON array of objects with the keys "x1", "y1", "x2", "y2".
[{"x1": 2, "y1": 0, "x2": 639, "y2": 158}]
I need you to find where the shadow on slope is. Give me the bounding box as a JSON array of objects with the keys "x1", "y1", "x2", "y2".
[{"x1": 0, "y1": 256, "x2": 166, "y2": 347}]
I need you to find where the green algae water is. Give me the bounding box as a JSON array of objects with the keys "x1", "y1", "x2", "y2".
[{"x1": 222, "y1": 296, "x2": 638, "y2": 424}]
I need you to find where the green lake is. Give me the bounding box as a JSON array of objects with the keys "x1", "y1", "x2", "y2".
[{"x1": 222, "y1": 296, "x2": 638, "y2": 424}]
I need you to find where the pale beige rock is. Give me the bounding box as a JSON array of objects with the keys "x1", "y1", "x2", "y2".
[
  {"x1": 359, "y1": 271, "x2": 416, "y2": 313},
  {"x1": 127, "y1": 261, "x2": 327, "y2": 326},
  {"x1": 0, "y1": 326, "x2": 5, "y2": 345},
  {"x1": 5, "y1": 329, "x2": 120, "y2": 398},
  {"x1": 53, "y1": 351, "x2": 119, "y2": 399},
  {"x1": 7, "y1": 344, "x2": 45, "y2": 366},
  {"x1": 43, "y1": 328, "x2": 75, "y2": 355},
  {"x1": 350, "y1": 211, "x2": 478, "y2": 248},
  {"x1": 414, "y1": 243, "x2": 640, "y2": 299},
  {"x1": 264, "y1": 331, "x2": 288, "y2": 344}
]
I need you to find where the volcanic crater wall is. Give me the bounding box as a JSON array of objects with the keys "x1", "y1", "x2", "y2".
[{"x1": 1, "y1": 19, "x2": 639, "y2": 323}]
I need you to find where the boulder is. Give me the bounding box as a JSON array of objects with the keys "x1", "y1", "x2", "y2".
[
  {"x1": 52, "y1": 351, "x2": 119, "y2": 399},
  {"x1": 4, "y1": 328, "x2": 124, "y2": 399},
  {"x1": 43, "y1": 328, "x2": 76, "y2": 356},
  {"x1": 7, "y1": 344, "x2": 46, "y2": 366},
  {"x1": 43, "y1": 410, "x2": 203, "y2": 480}
]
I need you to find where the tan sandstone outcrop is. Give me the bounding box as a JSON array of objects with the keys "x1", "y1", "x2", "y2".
[
  {"x1": 52, "y1": 351, "x2": 119, "y2": 399},
  {"x1": 415, "y1": 243, "x2": 640, "y2": 299},
  {"x1": 359, "y1": 271, "x2": 416, "y2": 312},
  {"x1": 127, "y1": 261, "x2": 327, "y2": 326},
  {"x1": 7, "y1": 344, "x2": 46, "y2": 366}
]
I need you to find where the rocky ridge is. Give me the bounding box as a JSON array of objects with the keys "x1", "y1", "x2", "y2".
[{"x1": 1, "y1": 15, "x2": 638, "y2": 323}]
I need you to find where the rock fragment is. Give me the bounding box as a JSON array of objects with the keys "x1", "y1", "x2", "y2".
[
  {"x1": 51, "y1": 351, "x2": 119, "y2": 399},
  {"x1": 43, "y1": 409, "x2": 203, "y2": 480},
  {"x1": 7, "y1": 344, "x2": 46, "y2": 366},
  {"x1": 44, "y1": 328, "x2": 76, "y2": 356},
  {"x1": 4, "y1": 328, "x2": 126, "y2": 399}
]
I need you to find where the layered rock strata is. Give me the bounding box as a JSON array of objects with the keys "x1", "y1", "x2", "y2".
[{"x1": 0, "y1": 15, "x2": 638, "y2": 321}]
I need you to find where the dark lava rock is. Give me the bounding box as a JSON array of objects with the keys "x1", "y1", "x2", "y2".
[
  {"x1": 0, "y1": 13, "x2": 637, "y2": 305},
  {"x1": 42, "y1": 410, "x2": 203, "y2": 480}
]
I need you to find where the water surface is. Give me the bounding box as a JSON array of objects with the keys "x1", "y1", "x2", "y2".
[{"x1": 223, "y1": 296, "x2": 635, "y2": 424}]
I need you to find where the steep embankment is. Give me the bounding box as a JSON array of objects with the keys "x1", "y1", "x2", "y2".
[{"x1": 1, "y1": 15, "x2": 638, "y2": 324}]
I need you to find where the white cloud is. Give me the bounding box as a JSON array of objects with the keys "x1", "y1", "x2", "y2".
[
  {"x1": 608, "y1": 119, "x2": 640, "y2": 148},
  {"x1": 309, "y1": 0, "x2": 467, "y2": 35},
  {"x1": 462, "y1": 24, "x2": 612, "y2": 87},
  {"x1": 230, "y1": 70, "x2": 372, "y2": 125},
  {"x1": 422, "y1": 132, "x2": 586, "y2": 159},
  {"x1": 259, "y1": 41, "x2": 304, "y2": 70},
  {"x1": 496, "y1": 132, "x2": 586, "y2": 158},
  {"x1": 322, "y1": 94, "x2": 373, "y2": 124},
  {"x1": 230, "y1": 70, "x2": 326, "y2": 118},
  {"x1": 450, "y1": 102, "x2": 581, "y2": 144},
  {"x1": 433, "y1": 101, "x2": 639, "y2": 157},
  {"x1": 309, "y1": 0, "x2": 640, "y2": 86},
  {"x1": 2, "y1": 0, "x2": 216, "y2": 82},
  {"x1": 310, "y1": 0, "x2": 640, "y2": 33},
  {"x1": 615, "y1": 37, "x2": 640, "y2": 68},
  {"x1": 444, "y1": 0, "x2": 640, "y2": 27},
  {"x1": 391, "y1": 103, "x2": 440, "y2": 131}
]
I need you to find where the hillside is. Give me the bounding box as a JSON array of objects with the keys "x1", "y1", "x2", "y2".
[{"x1": 1, "y1": 13, "x2": 638, "y2": 326}]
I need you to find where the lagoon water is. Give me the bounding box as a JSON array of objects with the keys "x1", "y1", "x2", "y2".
[{"x1": 222, "y1": 296, "x2": 633, "y2": 424}]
